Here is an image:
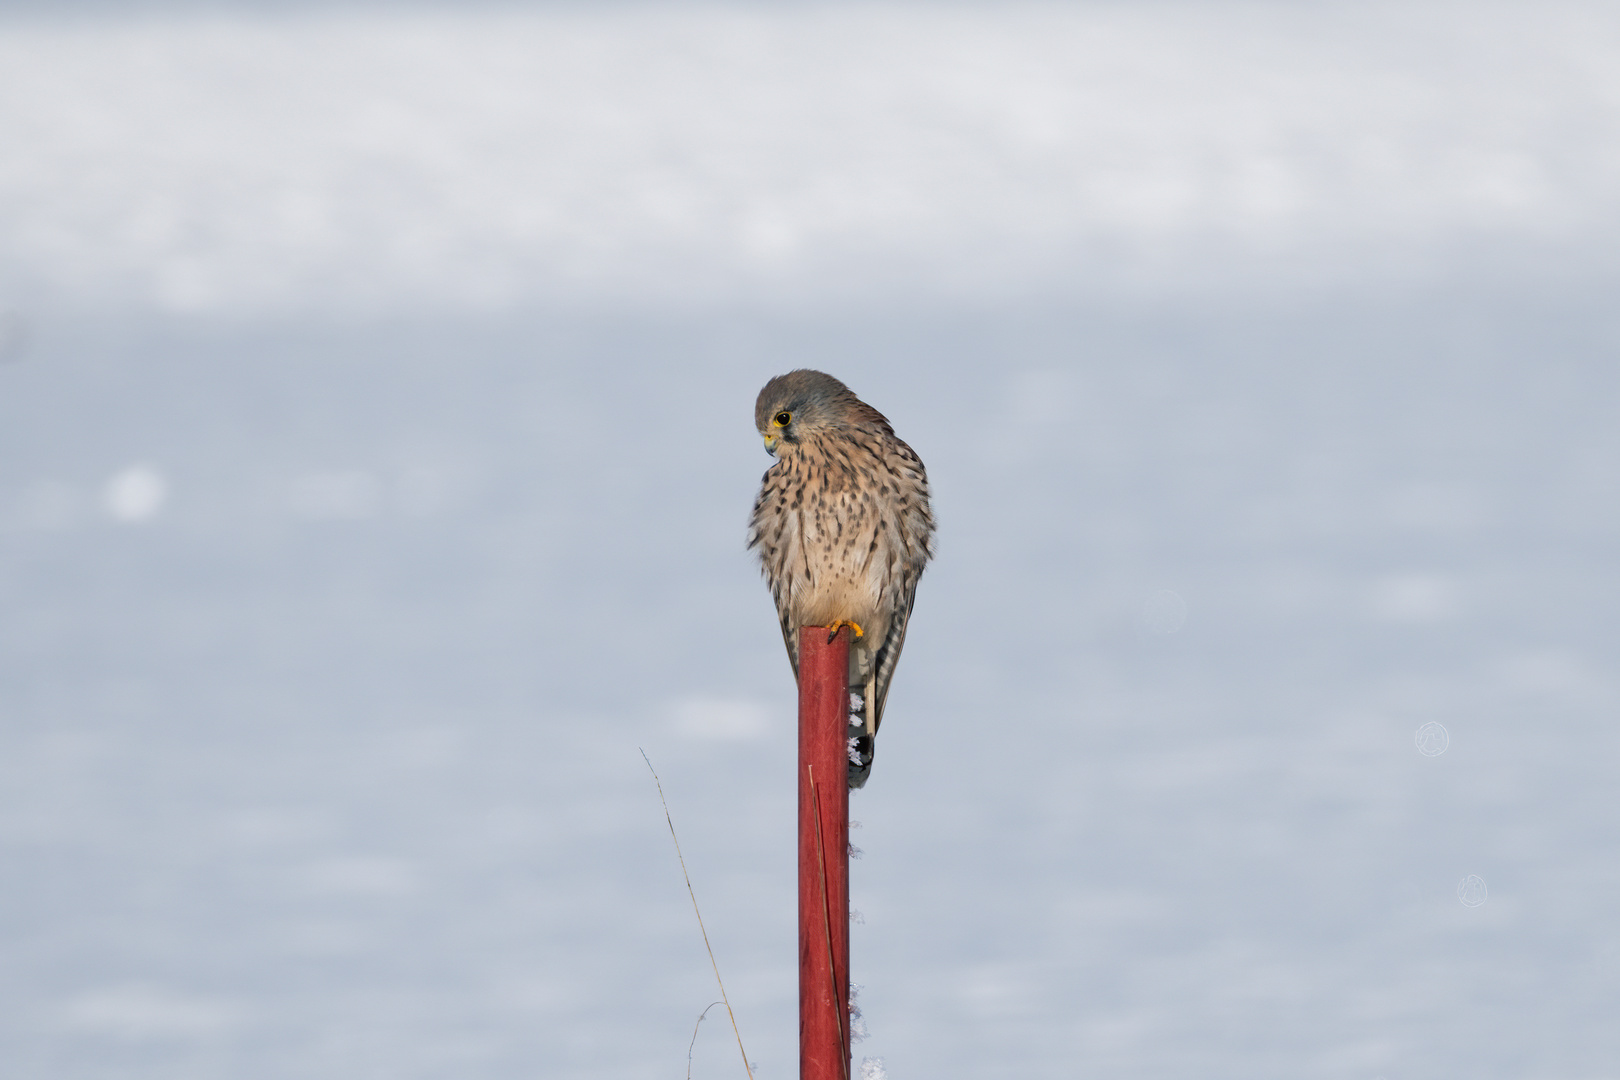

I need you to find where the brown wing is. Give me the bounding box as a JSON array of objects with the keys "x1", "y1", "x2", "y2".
[
  {"x1": 748, "y1": 462, "x2": 803, "y2": 679},
  {"x1": 776, "y1": 591, "x2": 800, "y2": 679},
  {"x1": 869, "y1": 565, "x2": 920, "y2": 734},
  {"x1": 869, "y1": 436, "x2": 935, "y2": 733}
]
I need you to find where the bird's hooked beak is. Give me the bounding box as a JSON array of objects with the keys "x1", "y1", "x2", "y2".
[{"x1": 762, "y1": 432, "x2": 779, "y2": 456}]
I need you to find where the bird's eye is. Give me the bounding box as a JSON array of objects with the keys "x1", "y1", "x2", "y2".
[{"x1": 774, "y1": 411, "x2": 792, "y2": 427}]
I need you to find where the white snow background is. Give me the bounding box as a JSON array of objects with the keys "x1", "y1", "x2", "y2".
[{"x1": 2, "y1": 2, "x2": 1618, "y2": 1078}]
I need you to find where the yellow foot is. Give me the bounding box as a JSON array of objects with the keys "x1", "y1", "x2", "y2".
[{"x1": 825, "y1": 620, "x2": 865, "y2": 644}]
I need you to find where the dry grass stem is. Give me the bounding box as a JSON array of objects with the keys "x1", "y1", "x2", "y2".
[
  {"x1": 688, "y1": 1001, "x2": 725, "y2": 1080},
  {"x1": 641, "y1": 750, "x2": 753, "y2": 1080}
]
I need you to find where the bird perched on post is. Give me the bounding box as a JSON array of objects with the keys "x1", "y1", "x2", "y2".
[{"x1": 748, "y1": 370, "x2": 935, "y2": 788}]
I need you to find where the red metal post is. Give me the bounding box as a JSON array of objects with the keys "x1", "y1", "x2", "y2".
[{"x1": 798, "y1": 625, "x2": 851, "y2": 1080}]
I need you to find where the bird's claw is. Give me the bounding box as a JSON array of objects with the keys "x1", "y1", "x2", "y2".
[{"x1": 825, "y1": 620, "x2": 865, "y2": 644}]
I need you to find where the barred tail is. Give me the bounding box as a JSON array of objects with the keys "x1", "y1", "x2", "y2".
[{"x1": 847, "y1": 670, "x2": 877, "y2": 789}]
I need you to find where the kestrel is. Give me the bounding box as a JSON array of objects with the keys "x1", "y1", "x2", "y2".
[{"x1": 747, "y1": 370, "x2": 935, "y2": 788}]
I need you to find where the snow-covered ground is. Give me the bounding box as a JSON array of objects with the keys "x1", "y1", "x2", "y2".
[
  {"x1": 2, "y1": 4, "x2": 1618, "y2": 1079},
  {"x1": 4, "y1": 2, "x2": 1620, "y2": 313}
]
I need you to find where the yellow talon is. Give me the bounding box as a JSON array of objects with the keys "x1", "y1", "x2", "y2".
[{"x1": 825, "y1": 620, "x2": 865, "y2": 643}]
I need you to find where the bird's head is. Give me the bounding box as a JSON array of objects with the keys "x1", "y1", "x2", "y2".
[{"x1": 754, "y1": 369, "x2": 858, "y2": 457}]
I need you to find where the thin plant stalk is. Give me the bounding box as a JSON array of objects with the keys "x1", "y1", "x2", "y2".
[
  {"x1": 688, "y1": 1001, "x2": 725, "y2": 1080},
  {"x1": 641, "y1": 750, "x2": 752, "y2": 1080}
]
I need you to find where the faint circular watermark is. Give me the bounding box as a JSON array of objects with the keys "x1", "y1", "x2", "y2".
[
  {"x1": 0, "y1": 309, "x2": 28, "y2": 364},
  {"x1": 1457, "y1": 874, "x2": 1488, "y2": 908},
  {"x1": 1139, "y1": 589, "x2": 1188, "y2": 634},
  {"x1": 1414, "y1": 722, "x2": 1449, "y2": 757},
  {"x1": 103, "y1": 464, "x2": 168, "y2": 523}
]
